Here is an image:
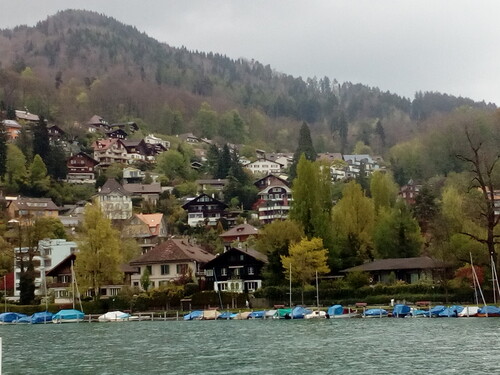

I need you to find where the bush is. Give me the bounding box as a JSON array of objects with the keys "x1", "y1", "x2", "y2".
[{"x1": 345, "y1": 271, "x2": 371, "y2": 289}]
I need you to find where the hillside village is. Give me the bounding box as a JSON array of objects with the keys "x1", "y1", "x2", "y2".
[{"x1": 0, "y1": 10, "x2": 499, "y2": 310}]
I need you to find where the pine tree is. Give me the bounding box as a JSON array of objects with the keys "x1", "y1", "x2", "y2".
[
  {"x1": 33, "y1": 116, "x2": 50, "y2": 163},
  {"x1": 290, "y1": 122, "x2": 317, "y2": 181},
  {"x1": 0, "y1": 122, "x2": 7, "y2": 178}
]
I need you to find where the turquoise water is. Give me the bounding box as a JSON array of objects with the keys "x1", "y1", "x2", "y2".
[{"x1": 1, "y1": 318, "x2": 500, "y2": 374}]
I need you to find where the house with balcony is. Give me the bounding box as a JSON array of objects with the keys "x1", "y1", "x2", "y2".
[
  {"x1": 182, "y1": 194, "x2": 228, "y2": 227},
  {"x1": 66, "y1": 152, "x2": 99, "y2": 184},
  {"x1": 129, "y1": 238, "x2": 215, "y2": 289},
  {"x1": 123, "y1": 183, "x2": 162, "y2": 206},
  {"x1": 144, "y1": 134, "x2": 170, "y2": 149},
  {"x1": 253, "y1": 174, "x2": 292, "y2": 224},
  {"x1": 399, "y1": 179, "x2": 422, "y2": 205},
  {"x1": 86, "y1": 114, "x2": 109, "y2": 133},
  {"x1": 96, "y1": 178, "x2": 133, "y2": 221},
  {"x1": 122, "y1": 213, "x2": 168, "y2": 254},
  {"x1": 219, "y1": 224, "x2": 259, "y2": 249},
  {"x1": 122, "y1": 139, "x2": 150, "y2": 163},
  {"x1": 92, "y1": 138, "x2": 128, "y2": 168},
  {"x1": 203, "y1": 246, "x2": 268, "y2": 293},
  {"x1": 2, "y1": 119, "x2": 22, "y2": 141}
]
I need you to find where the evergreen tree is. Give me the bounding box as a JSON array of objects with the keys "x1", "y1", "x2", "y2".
[
  {"x1": 290, "y1": 122, "x2": 317, "y2": 181},
  {"x1": 33, "y1": 116, "x2": 50, "y2": 164},
  {"x1": 216, "y1": 144, "x2": 232, "y2": 179},
  {"x1": 375, "y1": 119, "x2": 386, "y2": 147},
  {"x1": 206, "y1": 144, "x2": 220, "y2": 176},
  {"x1": 46, "y1": 141, "x2": 67, "y2": 180},
  {"x1": 29, "y1": 154, "x2": 50, "y2": 196}
]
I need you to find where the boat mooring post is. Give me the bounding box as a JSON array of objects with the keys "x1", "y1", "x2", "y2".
[
  {"x1": 176, "y1": 311, "x2": 179, "y2": 321},
  {"x1": 0, "y1": 336, "x2": 2, "y2": 375}
]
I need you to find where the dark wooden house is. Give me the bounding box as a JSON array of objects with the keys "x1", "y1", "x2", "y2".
[
  {"x1": 203, "y1": 247, "x2": 268, "y2": 293},
  {"x1": 182, "y1": 193, "x2": 228, "y2": 227},
  {"x1": 66, "y1": 152, "x2": 99, "y2": 183}
]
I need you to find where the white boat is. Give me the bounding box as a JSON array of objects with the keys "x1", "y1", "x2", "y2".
[
  {"x1": 98, "y1": 311, "x2": 139, "y2": 322},
  {"x1": 458, "y1": 306, "x2": 479, "y2": 317},
  {"x1": 304, "y1": 310, "x2": 327, "y2": 319}
]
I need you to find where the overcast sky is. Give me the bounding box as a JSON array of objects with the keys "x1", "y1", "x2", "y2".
[{"x1": 2, "y1": 1, "x2": 500, "y2": 104}]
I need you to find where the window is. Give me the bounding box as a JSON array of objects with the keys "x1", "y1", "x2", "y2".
[
  {"x1": 133, "y1": 282, "x2": 139, "y2": 287},
  {"x1": 218, "y1": 283, "x2": 227, "y2": 291},
  {"x1": 221, "y1": 267, "x2": 227, "y2": 276},
  {"x1": 44, "y1": 259, "x2": 52, "y2": 268},
  {"x1": 246, "y1": 281, "x2": 258, "y2": 291},
  {"x1": 240, "y1": 255, "x2": 244, "y2": 261},
  {"x1": 248, "y1": 266, "x2": 254, "y2": 275},
  {"x1": 161, "y1": 265, "x2": 170, "y2": 275},
  {"x1": 205, "y1": 269, "x2": 213, "y2": 277},
  {"x1": 145, "y1": 265, "x2": 152, "y2": 275},
  {"x1": 233, "y1": 268, "x2": 240, "y2": 276},
  {"x1": 176, "y1": 264, "x2": 188, "y2": 275}
]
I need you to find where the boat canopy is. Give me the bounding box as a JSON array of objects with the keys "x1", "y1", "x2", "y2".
[
  {"x1": 291, "y1": 306, "x2": 312, "y2": 319},
  {"x1": 53, "y1": 309, "x2": 84, "y2": 321},
  {"x1": 183, "y1": 310, "x2": 203, "y2": 320},
  {"x1": 327, "y1": 305, "x2": 344, "y2": 316},
  {"x1": 248, "y1": 311, "x2": 265, "y2": 319},
  {"x1": 392, "y1": 304, "x2": 411, "y2": 317},
  {"x1": 98, "y1": 311, "x2": 131, "y2": 321},
  {"x1": 478, "y1": 305, "x2": 500, "y2": 315},
  {"x1": 275, "y1": 308, "x2": 292, "y2": 318},
  {"x1": 364, "y1": 308, "x2": 388, "y2": 316},
  {"x1": 438, "y1": 305, "x2": 464, "y2": 317},
  {"x1": 429, "y1": 305, "x2": 446, "y2": 316},
  {"x1": 217, "y1": 312, "x2": 235, "y2": 320},
  {"x1": 0, "y1": 312, "x2": 27, "y2": 323}
]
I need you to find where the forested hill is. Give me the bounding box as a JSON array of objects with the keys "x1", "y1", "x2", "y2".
[{"x1": 0, "y1": 9, "x2": 495, "y2": 152}]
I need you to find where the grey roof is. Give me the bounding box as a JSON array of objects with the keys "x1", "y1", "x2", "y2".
[
  {"x1": 123, "y1": 183, "x2": 162, "y2": 194},
  {"x1": 130, "y1": 238, "x2": 215, "y2": 265},
  {"x1": 220, "y1": 224, "x2": 259, "y2": 239},
  {"x1": 342, "y1": 257, "x2": 450, "y2": 273},
  {"x1": 98, "y1": 178, "x2": 131, "y2": 196}
]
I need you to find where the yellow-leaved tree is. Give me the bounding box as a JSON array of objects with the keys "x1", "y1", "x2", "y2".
[
  {"x1": 75, "y1": 202, "x2": 123, "y2": 300},
  {"x1": 281, "y1": 237, "x2": 330, "y2": 304}
]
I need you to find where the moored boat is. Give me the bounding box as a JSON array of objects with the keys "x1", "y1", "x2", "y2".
[
  {"x1": 98, "y1": 311, "x2": 138, "y2": 322},
  {"x1": 0, "y1": 312, "x2": 27, "y2": 324},
  {"x1": 363, "y1": 308, "x2": 388, "y2": 318},
  {"x1": 52, "y1": 309, "x2": 84, "y2": 323},
  {"x1": 438, "y1": 305, "x2": 464, "y2": 317},
  {"x1": 477, "y1": 305, "x2": 500, "y2": 317},
  {"x1": 391, "y1": 304, "x2": 411, "y2": 318},
  {"x1": 248, "y1": 310, "x2": 266, "y2": 319},
  {"x1": 184, "y1": 310, "x2": 203, "y2": 320},
  {"x1": 429, "y1": 305, "x2": 446, "y2": 317},
  {"x1": 327, "y1": 305, "x2": 359, "y2": 318},
  {"x1": 458, "y1": 306, "x2": 479, "y2": 317},
  {"x1": 291, "y1": 306, "x2": 312, "y2": 319},
  {"x1": 304, "y1": 310, "x2": 327, "y2": 319}
]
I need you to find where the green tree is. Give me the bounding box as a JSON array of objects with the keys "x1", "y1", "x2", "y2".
[
  {"x1": 374, "y1": 202, "x2": 423, "y2": 259},
  {"x1": 290, "y1": 155, "x2": 332, "y2": 246},
  {"x1": 0, "y1": 122, "x2": 7, "y2": 178},
  {"x1": 141, "y1": 267, "x2": 151, "y2": 291},
  {"x1": 370, "y1": 171, "x2": 398, "y2": 214},
  {"x1": 281, "y1": 237, "x2": 330, "y2": 304},
  {"x1": 75, "y1": 203, "x2": 123, "y2": 299},
  {"x1": 255, "y1": 220, "x2": 304, "y2": 285},
  {"x1": 156, "y1": 150, "x2": 190, "y2": 181},
  {"x1": 29, "y1": 154, "x2": 50, "y2": 196},
  {"x1": 5, "y1": 144, "x2": 27, "y2": 192},
  {"x1": 332, "y1": 181, "x2": 375, "y2": 267},
  {"x1": 33, "y1": 116, "x2": 50, "y2": 163},
  {"x1": 196, "y1": 102, "x2": 218, "y2": 139}
]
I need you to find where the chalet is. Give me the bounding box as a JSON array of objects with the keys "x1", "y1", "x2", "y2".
[
  {"x1": 244, "y1": 158, "x2": 284, "y2": 175},
  {"x1": 66, "y1": 152, "x2": 99, "y2": 184},
  {"x1": 96, "y1": 178, "x2": 132, "y2": 220},
  {"x1": 2, "y1": 119, "x2": 22, "y2": 140},
  {"x1": 47, "y1": 125, "x2": 65, "y2": 141},
  {"x1": 122, "y1": 213, "x2": 168, "y2": 254},
  {"x1": 203, "y1": 246, "x2": 268, "y2": 293},
  {"x1": 266, "y1": 153, "x2": 294, "y2": 170},
  {"x1": 399, "y1": 179, "x2": 422, "y2": 205},
  {"x1": 92, "y1": 138, "x2": 128, "y2": 167},
  {"x1": 8, "y1": 197, "x2": 59, "y2": 219},
  {"x1": 129, "y1": 238, "x2": 215, "y2": 289},
  {"x1": 219, "y1": 224, "x2": 259, "y2": 248},
  {"x1": 15, "y1": 109, "x2": 39, "y2": 123},
  {"x1": 46, "y1": 253, "x2": 76, "y2": 304},
  {"x1": 106, "y1": 128, "x2": 128, "y2": 140},
  {"x1": 122, "y1": 139, "x2": 151, "y2": 163},
  {"x1": 196, "y1": 179, "x2": 229, "y2": 193},
  {"x1": 144, "y1": 134, "x2": 170, "y2": 149},
  {"x1": 254, "y1": 174, "x2": 292, "y2": 224},
  {"x1": 342, "y1": 257, "x2": 451, "y2": 284},
  {"x1": 178, "y1": 133, "x2": 199, "y2": 143},
  {"x1": 123, "y1": 183, "x2": 162, "y2": 205},
  {"x1": 182, "y1": 194, "x2": 229, "y2": 227},
  {"x1": 86, "y1": 115, "x2": 109, "y2": 133},
  {"x1": 109, "y1": 122, "x2": 139, "y2": 134}
]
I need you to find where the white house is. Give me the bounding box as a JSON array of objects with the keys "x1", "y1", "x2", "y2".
[{"x1": 244, "y1": 158, "x2": 284, "y2": 175}]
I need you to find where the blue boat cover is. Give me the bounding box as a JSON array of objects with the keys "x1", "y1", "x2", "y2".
[
  {"x1": 217, "y1": 312, "x2": 234, "y2": 320},
  {"x1": 429, "y1": 305, "x2": 446, "y2": 315},
  {"x1": 327, "y1": 305, "x2": 344, "y2": 316},
  {"x1": 410, "y1": 309, "x2": 430, "y2": 317},
  {"x1": 291, "y1": 306, "x2": 312, "y2": 319},
  {"x1": 0, "y1": 312, "x2": 27, "y2": 323},
  {"x1": 183, "y1": 310, "x2": 203, "y2": 320},
  {"x1": 31, "y1": 311, "x2": 53, "y2": 324},
  {"x1": 392, "y1": 304, "x2": 411, "y2": 316},
  {"x1": 478, "y1": 305, "x2": 500, "y2": 314},
  {"x1": 364, "y1": 308, "x2": 388, "y2": 316},
  {"x1": 53, "y1": 309, "x2": 84, "y2": 320},
  {"x1": 438, "y1": 305, "x2": 464, "y2": 317},
  {"x1": 248, "y1": 311, "x2": 265, "y2": 319}
]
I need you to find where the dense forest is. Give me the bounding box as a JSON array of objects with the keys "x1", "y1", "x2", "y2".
[{"x1": 0, "y1": 9, "x2": 495, "y2": 155}]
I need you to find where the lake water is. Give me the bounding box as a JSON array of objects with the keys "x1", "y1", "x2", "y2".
[{"x1": 1, "y1": 318, "x2": 499, "y2": 374}]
